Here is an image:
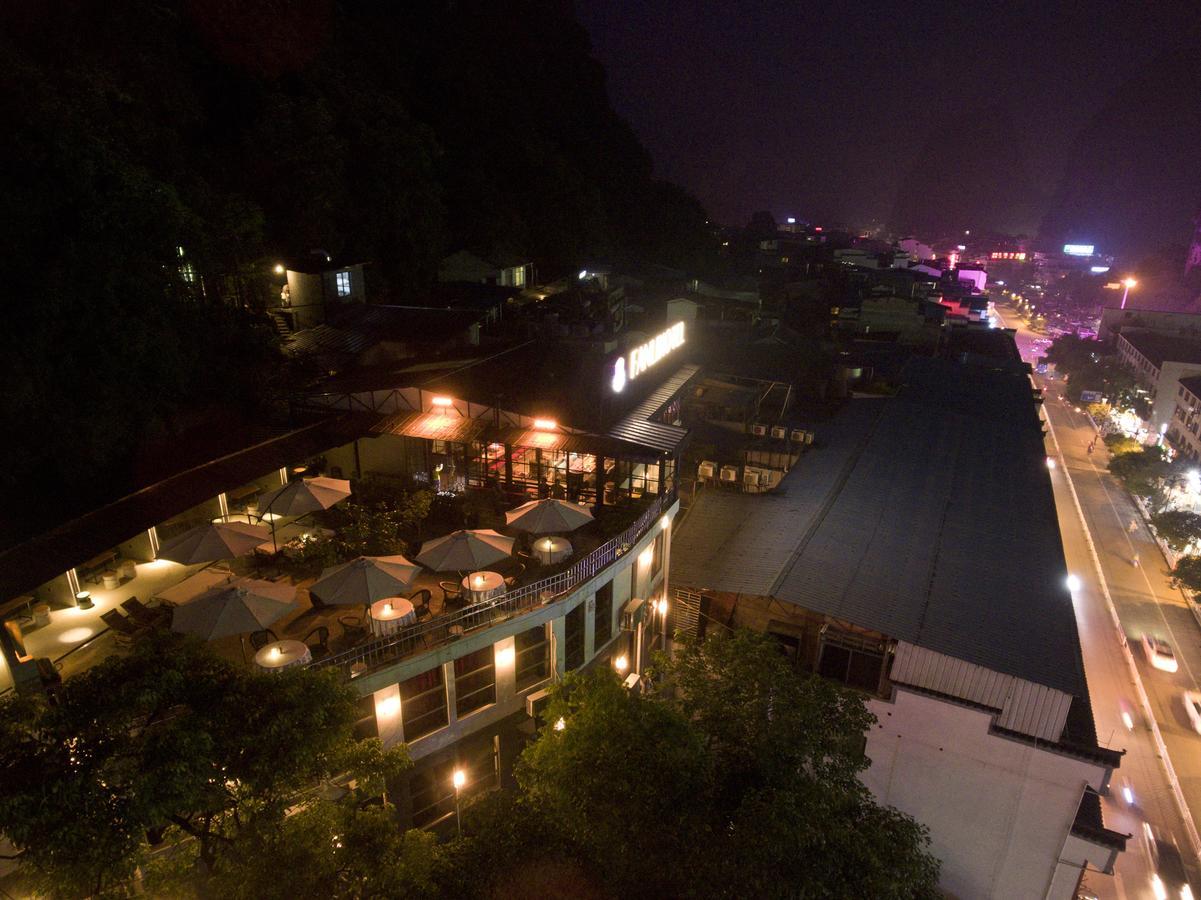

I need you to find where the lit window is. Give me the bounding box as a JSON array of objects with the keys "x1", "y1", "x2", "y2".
[{"x1": 335, "y1": 271, "x2": 351, "y2": 296}]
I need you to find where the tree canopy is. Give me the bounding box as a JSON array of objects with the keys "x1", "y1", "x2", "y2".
[
  {"x1": 498, "y1": 630, "x2": 940, "y2": 899},
  {"x1": 0, "y1": 634, "x2": 409, "y2": 897},
  {"x1": 1150, "y1": 509, "x2": 1201, "y2": 554}
]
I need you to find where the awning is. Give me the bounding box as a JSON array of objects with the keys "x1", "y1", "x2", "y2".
[
  {"x1": 607, "y1": 364, "x2": 700, "y2": 453},
  {"x1": 372, "y1": 410, "x2": 489, "y2": 444}
]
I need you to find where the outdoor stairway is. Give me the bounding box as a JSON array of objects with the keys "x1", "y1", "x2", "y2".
[{"x1": 269, "y1": 311, "x2": 293, "y2": 337}]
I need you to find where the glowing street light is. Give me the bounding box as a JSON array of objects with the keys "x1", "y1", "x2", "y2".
[
  {"x1": 452, "y1": 768, "x2": 466, "y2": 837},
  {"x1": 1119, "y1": 277, "x2": 1137, "y2": 309}
]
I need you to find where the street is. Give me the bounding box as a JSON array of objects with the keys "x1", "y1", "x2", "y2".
[{"x1": 997, "y1": 304, "x2": 1201, "y2": 899}]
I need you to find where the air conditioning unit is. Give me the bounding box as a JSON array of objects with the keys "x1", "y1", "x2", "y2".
[
  {"x1": 525, "y1": 688, "x2": 551, "y2": 720},
  {"x1": 750, "y1": 423, "x2": 766, "y2": 437},
  {"x1": 719, "y1": 465, "x2": 739, "y2": 483},
  {"x1": 770, "y1": 425, "x2": 786, "y2": 439},
  {"x1": 790, "y1": 429, "x2": 805, "y2": 443},
  {"x1": 804, "y1": 432, "x2": 814, "y2": 445},
  {"x1": 623, "y1": 673, "x2": 643, "y2": 694},
  {"x1": 621, "y1": 597, "x2": 645, "y2": 631},
  {"x1": 698, "y1": 460, "x2": 717, "y2": 480},
  {"x1": 743, "y1": 471, "x2": 760, "y2": 489}
]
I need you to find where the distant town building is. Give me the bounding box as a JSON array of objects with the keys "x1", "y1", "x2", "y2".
[
  {"x1": 1114, "y1": 329, "x2": 1201, "y2": 435},
  {"x1": 438, "y1": 250, "x2": 533, "y2": 288}
]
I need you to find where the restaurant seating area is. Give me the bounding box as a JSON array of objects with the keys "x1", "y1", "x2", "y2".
[{"x1": 0, "y1": 485, "x2": 657, "y2": 692}]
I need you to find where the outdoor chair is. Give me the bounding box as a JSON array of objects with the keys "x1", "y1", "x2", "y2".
[
  {"x1": 338, "y1": 615, "x2": 368, "y2": 645},
  {"x1": 249, "y1": 629, "x2": 279, "y2": 652},
  {"x1": 303, "y1": 626, "x2": 331, "y2": 662},
  {"x1": 408, "y1": 588, "x2": 432, "y2": 614},
  {"x1": 100, "y1": 610, "x2": 146, "y2": 644},
  {"x1": 439, "y1": 581, "x2": 463, "y2": 607},
  {"x1": 504, "y1": 563, "x2": 526, "y2": 590},
  {"x1": 121, "y1": 597, "x2": 169, "y2": 628}
]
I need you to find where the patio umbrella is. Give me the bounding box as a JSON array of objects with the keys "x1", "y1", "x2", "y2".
[
  {"x1": 258, "y1": 476, "x2": 352, "y2": 518},
  {"x1": 416, "y1": 529, "x2": 515, "y2": 572},
  {"x1": 170, "y1": 579, "x2": 297, "y2": 641},
  {"x1": 310, "y1": 555, "x2": 421, "y2": 606},
  {"x1": 504, "y1": 498, "x2": 594, "y2": 534},
  {"x1": 257, "y1": 476, "x2": 352, "y2": 551},
  {"x1": 157, "y1": 521, "x2": 271, "y2": 565}
]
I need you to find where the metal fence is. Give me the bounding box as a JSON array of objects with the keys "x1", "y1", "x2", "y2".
[{"x1": 309, "y1": 492, "x2": 672, "y2": 678}]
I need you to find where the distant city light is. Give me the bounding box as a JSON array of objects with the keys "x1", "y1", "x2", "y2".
[
  {"x1": 1066, "y1": 574, "x2": 1081, "y2": 592},
  {"x1": 578, "y1": 269, "x2": 588, "y2": 279},
  {"x1": 786, "y1": 216, "x2": 796, "y2": 224},
  {"x1": 1089, "y1": 266, "x2": 1110, "y2": 274},
  {"x1": 990, "y1": 251, "x2": 1027, "y2": 261},
  {"x1": 956, "y1": 244, "x2": 966, "y2": 251},
  {"x1": 1063, "y1": 244, "x2": 1095, "y2": 257},
  {"x1": 1123, "y1": 277, "x2": 1137, "y2": 288}
]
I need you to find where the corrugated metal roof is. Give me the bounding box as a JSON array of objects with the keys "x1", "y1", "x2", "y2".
[
  {"x1": 607, "y1": 364, "x2": 700, "y2": 453},
  {"x1": 890, "y1": 642, "x2": 1071, "y2": 741},
  {"x1": 670, "y1": 359, "x2": 1085, "y2": 704}
]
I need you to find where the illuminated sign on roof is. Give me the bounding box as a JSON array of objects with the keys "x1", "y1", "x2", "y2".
[
  {"x1": 1063, "y1": 244, "x2": 1095, "y2": 257},
  {"x1": 990, "y1": 251, "x2": 1027, "y2": 261},
  {"x1": 612, "y1": 322, "x2": 685, "y2": 393}
]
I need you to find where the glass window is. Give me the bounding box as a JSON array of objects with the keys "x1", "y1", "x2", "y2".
[
  {"x1": 353, "y1": 694, "x2": 378, "y2": 741},
  {"x1": 453, "y1": 646, "x2": 496, "y2": 718},
  {"x1": 336, "y1": 270, "x2": 351, "y2": 296},
  {"x1": 515, "y1": 624, "x2": 550, "y2": 691},
  {"x1": 400, "y1": 666, "x2": 447, "y2": 741},
  {"x1": 651, "y1": 532, "x2": 664, "y2": 577},
  {"x1": 409, "y1": 738, "x2": 500, "y2": 829},
  {"x1": 565, "y1": 603, "x2": 585, "y2": 671},
  {"x1": 817, "y1": 630, "x2": 884, "y2": 694},
  {"x1": 594, "y1": 581, "x2": 613, "y2": 647}
]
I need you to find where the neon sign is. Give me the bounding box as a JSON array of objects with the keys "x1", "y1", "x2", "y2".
[
  {"x1": 612, "y1": 322, "x2": 685, "y2": 393},
  {"x1": 989, "y1": 251, "x2": 1027, "y2": 261},
  {"x1": 1063, "y1": 244, "x2": 1095, "y2": 257}
]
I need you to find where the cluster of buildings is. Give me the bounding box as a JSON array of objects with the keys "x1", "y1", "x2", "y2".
[{"x1": 0, "y1": 227, "x2": 1132, "y2": 897}]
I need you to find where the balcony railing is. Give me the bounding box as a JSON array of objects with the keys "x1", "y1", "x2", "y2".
[{"x1": 309, "y1": 492, "x2": 672, "y2": 679}]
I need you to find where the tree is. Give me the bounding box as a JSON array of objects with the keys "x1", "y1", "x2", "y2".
[
  {"x1": 1150, "y1": 509, "x2": 1201, "y2": 553},
  {"x1": 1170, "y1": 555, "x2": 1201, "y2": 594},
  {"x1": 510, "y1": 632, "x2": 940, "y2": 899},
  {"x1": 1103, "y1": 432, "x2": 1142, "y2": 456},
  {"x1": 515, "y1": 670, "x2": 711, "y2": 896},
  {"x1": 0, "y1": 633, "x2": 407, "y2": 897},
  {"x1": 659, "y1": 630, "x2": 940, "y2": 899},
  {"x1": 1109, "y1": 446, "x2": 1170, "y2": 501}
]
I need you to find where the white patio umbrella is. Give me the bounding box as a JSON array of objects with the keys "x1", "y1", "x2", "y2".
[
  {"x1": 170, "y1": 579, "x2": 297, "y2": 650},
  {"x1": 257, "y1": 476, "x2": 352, "y2": 551},
  {"x1": 258, "y1": 476, "x2": 352, "y2": 517},
  {"x1": 504, "y1": 498, "x2": 594, "y2": 534},
  {"x1": 416, "y1": 529, "x2": 515, "y2": 572},
  {"x1": 157, "y1": 521, "x2": 271, "y2": 565},
  {"x1": 310, "y1": 555, "x2": 421, "y2": 606}
]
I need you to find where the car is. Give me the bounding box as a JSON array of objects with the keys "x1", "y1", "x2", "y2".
[
  {"x1": 1143, "y1": 634, "x2": 1180, "y2": 673},
  {"x1": 1143, "y1": 823, "x2": 1195, "y2": 899},
  {"x1": 1184, "y1": 691, "x2": 1201, "y2": 734}
]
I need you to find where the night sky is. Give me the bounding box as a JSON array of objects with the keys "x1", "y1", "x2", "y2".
[{"x1": 580, "y1": 1, "x2": 1201, "y2": 250}]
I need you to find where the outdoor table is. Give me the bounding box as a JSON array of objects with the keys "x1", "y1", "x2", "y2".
[
  {"x1": 102, "y1": 571, "x2": 121, "y2": 590},
  {"x1": 369, "y1": 597, "x2": 416, "y2": 637},
  {"x1": 255, "y1": 639, "x2": 311, "y2": 672},
  {"x1": 462, "y1": 570, "x2": 505, "y2": 604},
  {"x1": 531, "y1": 536, "x2": 572, "y2": 565}
]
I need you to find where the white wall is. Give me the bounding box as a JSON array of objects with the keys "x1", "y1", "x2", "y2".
[{"x1": 863, "y1": 688, "x2": 1108, "y2": 900}]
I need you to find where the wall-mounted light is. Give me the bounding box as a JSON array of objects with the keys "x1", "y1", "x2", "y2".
[
  {"x1": 639, "y1": 546, "x2": 654, "y2": 568},
  {"x1": 453, "y1": 769, "x2": 466, "y2": 791},
  {"x1": 495, "y1": 645, "x2": 515, "y2": 668},
  {"x1": 660, "y1": 514, "x2": 671, "y2": 531},
  {"x1": 614, "y1": 654, "x2": 629, "y2": 674},
  {"x1": 431, "y1": 396, "x2": 453, "y2": 408},
  {"x1": 532, "y1": 418, "x2": 557, "y2": 431},
  {"x1": 656, "y1": 598, "x2": 668, "y2": 615}
]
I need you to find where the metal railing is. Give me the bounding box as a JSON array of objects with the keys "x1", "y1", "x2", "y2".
[{"x1": 309, "y1": 492, "x2": 672, "y2": 678}]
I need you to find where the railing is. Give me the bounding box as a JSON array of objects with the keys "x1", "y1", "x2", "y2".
[{"x1": 309, "y1": 492, "x2": 673, "y2": 678}]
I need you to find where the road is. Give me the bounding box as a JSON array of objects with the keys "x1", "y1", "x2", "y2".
[{"x1": 996, "y1": 304, "x2": 1201, "y2": 899}]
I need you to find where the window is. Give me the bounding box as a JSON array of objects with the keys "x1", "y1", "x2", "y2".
[
  {"x1": 400, "y1": 666, "x2": 447, "y2": 741},
  {"x1": 564, "y1": 603, "x2": 586, "y2": 671},
  {"x1": 817, "y1": 629, "x2": 885, "y2": 693},
  {"x1": 651, "y1": 531, "x2": 664, "y2": 578},
  {"x1": 352, "y1": 693, "x2": 378, "y2": 741},
  {"x1": 594, "y1": 581, "x2": 613, "y2": 647},
  {"x1": 515, "y1": 625, "x2": 550, "y2": 690},
  {"x1": 454, "y1": 646, "x2": 496, "y2": 718},
  {"x1": 335, "y1": 270, "x2": 351, "y2": 296},
  {"x1": 409, "y1": 738, "x2": 499, "y2": 828}
]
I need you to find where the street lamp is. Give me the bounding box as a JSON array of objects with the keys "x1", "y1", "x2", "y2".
[
  {"x1": 452, "y1": 768, "x2": 466, "y2": 837},
  {"x1": 1119, "y1": 277, "x2": 1137, "y2": 310}
]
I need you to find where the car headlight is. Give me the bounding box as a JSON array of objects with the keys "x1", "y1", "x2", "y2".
[
  {"x1": 1151, "y1": 874, "x2": 1167, "y2": 900},
  {"x1": 1182, "y1": 885, "x2": 1193, "y2": 900}
]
